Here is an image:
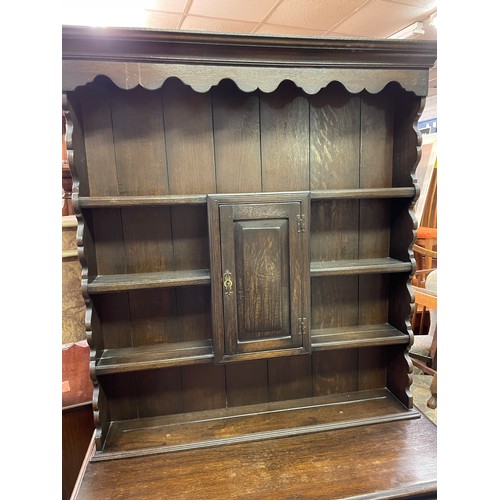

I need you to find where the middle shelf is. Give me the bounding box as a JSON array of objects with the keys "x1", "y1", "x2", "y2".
[
  {"x1": 93, "y1": 323, "x2": 409, "y2": 376},
  {"x1": 87, "y1": 258, "x2": 411, "y2": 294}
]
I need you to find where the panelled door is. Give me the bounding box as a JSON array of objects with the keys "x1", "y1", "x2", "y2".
[{"x1": 208, "y1": 193, "x2": 310, "y2": 363}]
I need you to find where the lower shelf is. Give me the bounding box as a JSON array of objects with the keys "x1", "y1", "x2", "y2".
[{"x1": 93, "y1": 388, "x2": 419, "y2": 461}]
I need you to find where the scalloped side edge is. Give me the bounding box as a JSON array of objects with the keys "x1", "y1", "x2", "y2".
[{"x1": 63, "y1": 93, "x2": 103, "y2": 451}]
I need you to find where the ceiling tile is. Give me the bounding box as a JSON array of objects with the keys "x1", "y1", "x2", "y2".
[
  {"x1": 188, "y1": 0, "x2": 278, "y2": 22},
  {"x1": 328, "y1": 0, "x2": 433, "y2": 38},
  {"x1": 143, "y1": 0, "x2": 188, "y2": 13},
  {"x1": 383, "y1": 0, "x2": 436, "y2": 9},
  {"x1": 180, "y1": 16, "x2": 257, "y2": 33},
  {"x1": 144, "y1": 11, "x2": 182, "y2": 29},
  {"x1": 255, "y1": 24, "x2": 326, "y2": 36},
  {"x1": 266, "y1": 0, "x2": 369, "y2": 31}
]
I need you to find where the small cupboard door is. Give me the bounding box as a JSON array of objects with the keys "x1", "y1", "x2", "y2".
[{"x1": 208, "y1": 193, "x2": 310, "y2": 363}]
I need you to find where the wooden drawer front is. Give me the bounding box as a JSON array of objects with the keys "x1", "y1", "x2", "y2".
[{"x1": 209, "y1": 194, "x2": 310, "y2": 363}]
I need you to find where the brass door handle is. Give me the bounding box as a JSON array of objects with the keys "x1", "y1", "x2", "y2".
[{"x1": 223, "y1": 270, "x2": 233, "y2": 296}]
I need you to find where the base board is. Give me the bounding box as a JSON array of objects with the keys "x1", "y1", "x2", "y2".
[{"x1": 93, "y1": 388, "x2": 419, "y2": 461}]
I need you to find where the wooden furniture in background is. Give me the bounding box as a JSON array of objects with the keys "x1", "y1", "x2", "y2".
[
  {"x1": 62, "y1": 112, "x2": 74, "y2": 216},
  {"x1": 410, "y1": 270, "x2": 437, "y2": 409},
  {"x1": 62, "y1": 215, "x2": 93, "y2": 498},
  {"x1": 63, "y1": 26, "x2": 437, "y2": 497},
  {"x1": 62, "y1": 342, "x2": 94, "y2": 500},
  {"x1": 62, "y1": 216, "x2": 86, "y2": 344}
]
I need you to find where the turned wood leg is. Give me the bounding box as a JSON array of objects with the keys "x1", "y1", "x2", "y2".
[{"x1": 427, "y1": 373, "x2": 437, "y2": 409}]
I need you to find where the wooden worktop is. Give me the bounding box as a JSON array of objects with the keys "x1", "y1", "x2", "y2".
[{"x1": 74, "y1": 414, "x2": 437, "y2": 499}]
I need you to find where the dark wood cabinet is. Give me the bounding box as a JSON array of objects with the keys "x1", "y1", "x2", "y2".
[{"x1": 62, "y1": 26, "x2": 436, "y2": 466}]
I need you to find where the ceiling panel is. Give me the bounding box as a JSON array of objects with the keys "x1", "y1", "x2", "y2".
[
  {"x1": 188, "y1": 0, "x2": 278, "y2": 22},
  {"x1": 384, "y1": 0, "x2": 437, "y2": 8},
  {"x1": 180, "y1": 16, "x2": 257, "y2": 33},
  {"x1": 144, "y1": 11, "x2": 182, "y2": 29},
  {"x1": 265, "y1": 0, "x2": 369, "y2": 31},
  {"x1": 143, "y1": 0, "x2": 188, "y2": 13},
  {"x1": 255, "y1": 23, "x2": 325, "y2": 36},
  {"x1": 327, "y1": 0, "x2": 433, "y2": 37}
]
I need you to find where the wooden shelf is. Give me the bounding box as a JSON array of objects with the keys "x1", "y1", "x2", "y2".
[
  {"x1": 79, "y1": 194, "x2": 208, "y2": 208},
  {"x1": 95, "y1": 339, "x2": 214, "y2": 375},
  {"x1": 92, "y1": 388, "x2": 419, "y2": 461},
  {"x1": 310, "y1": 257, "x2": 412, "y2": 277},
  {"x1": 78, "y1": 188, "x2": 414, "y2": 208},
  {"x1": 87, "y1": 269, "x2": 211, "y2": 294},
  {"x1": 311, "y1": 324, "x2": 409, "y2": 350},
  {"x1": 310, "y1": 187, "x2": 415, "y2": 200}
]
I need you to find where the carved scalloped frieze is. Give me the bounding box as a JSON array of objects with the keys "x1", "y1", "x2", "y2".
[{"x1": 62, "y1": 60, "x2": 430, "y2": 96}]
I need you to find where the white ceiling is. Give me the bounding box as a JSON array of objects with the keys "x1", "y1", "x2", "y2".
[{"x1": 62, "y1": 0, "x2": 437, "y2": 121}]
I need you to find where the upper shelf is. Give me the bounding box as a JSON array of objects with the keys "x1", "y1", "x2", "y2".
[
  {"x1": 77, "y1": 188, "x2": 416, "y2": 208},
  {"x1": 62, "y1": 26, "x2": 437, "y2": 95}
]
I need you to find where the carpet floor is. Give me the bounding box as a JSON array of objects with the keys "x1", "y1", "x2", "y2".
[{"x1": 412, "y1": 374, "x2": 437, "y2": 425}]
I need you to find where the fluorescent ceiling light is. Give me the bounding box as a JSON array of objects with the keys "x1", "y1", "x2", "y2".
[{"x1": 388, "y1": 21, "x2": 425, "y2": 40}]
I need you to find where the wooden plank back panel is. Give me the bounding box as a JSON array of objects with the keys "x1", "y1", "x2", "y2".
[
  {"x1": 171, "y1": 206, "x2": 210, "y2": 271},
  {"x1": 310, "y1": 83, "x2": 360, "y2": 190},
  {"x1": 128, "y1": 288, "x2": 178, "y2": 346},
  {"x1": 392, "y1": 86, "x2": 421, "y2": 188},
  {"x1": 163, "y1": 79, "x2": 216, "y2": 195},
  {"x1": 121, "y1": 207, "x2": 175, "y2": 274},
  {"x1": 77, "y1": 81, "x2": 118, "y2": 197},
  {"x1": 100, "y1": 372, "x2": 138, "y2": 421},
  {"x1": 225, "y1": 360, "x2": 269, "y2": 407},
  {"x1": 181, "y1": 364, "x2": 227, "y2": 413},
  {"x1": 310, "y1": 200, "x2": 359, "y2": 263},
  {"x1": 212, "y1": 80, "x2": 262, "y2": 194},
  {"x1": 268, "y1": 356, "x2": 313, "y2": 401},
  {"x1": 175, "y1": 287, "x2": 212, "y2": 343},
  {"x1": 136, "y1": 367, "x2": 183, "y2": 419},
  {"x1": 92, "y1": 294, "x2": 132, "y2": 350},
  {"x1": 260, "y1": 81, "x2": 309, "y2": 192},
  {"x1": 110, "y1": 86, "x2": 169, "y2": 195},
  {"x1": 358, "y1": 346, "x2": 387, "y2": 391},
  {"x1": 312, "y1": 350, "x2": 359, "y2": 395},
  {"x1": 359, "y1": 90, "x2": 394, "y2": 190}
]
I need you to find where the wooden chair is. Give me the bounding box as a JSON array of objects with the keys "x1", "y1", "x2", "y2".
[{"x1": 410, "y1": 270, "x2": 437, "y2": 409}]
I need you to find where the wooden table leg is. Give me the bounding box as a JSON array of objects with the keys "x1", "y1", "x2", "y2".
[{"x1": 427, "y1": 373, "x2": 437, "y2": 409}]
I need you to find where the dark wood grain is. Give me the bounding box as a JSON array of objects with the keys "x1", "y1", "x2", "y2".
[
  {"x1": 163, "y1": 79, "x2": 216, "y2": 195},
  {"x1": 77, "y1": 80, "x2": 117, "y2": 197},
  {"x1": 225, "y1": 360, "x2": 269, "y2": 407},
  {"x1": 135, "y1": 367, "x2": 183, "y2": 419},
  {"x1": 311, "y1": 324, "x2": 408, "y2": 350},
  {"x1": 87, "y1": 269, "x2": 211, "y2": 293},
  {"x1": 77, "y1": 416, "x2": 436, "y2": 499},
  {"x1": 260, "y1": 80, "x2": 309, "y2": 192},
  {"x1": 95, "y1": 339, "x2": 214, "y2": 375},
  {"x1": 110, "y1": 86, "x2": 169, "y2": 196},
  {"x1": 212, "y1": 79, "x2": 262, "y2": 193},
  {"x1": 310, "y1": 83, "x2": 360, "y2": 190},
  {"x1": 311, "y1": 257, "x2": 411, "y2": 277},
  {"x1": 92, "y1": 388, "x2": 418, "y2": 460},
  {"x1": 181, "y1": 364, "x2": 227, "y2": 413},
  {"x1": 62, "y1": 403, "x2": 94, "y2": 500}
]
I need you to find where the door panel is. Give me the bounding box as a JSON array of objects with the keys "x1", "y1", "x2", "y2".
[{"x1": 208, "y1": 193, "x2": 310, "y2": 363}]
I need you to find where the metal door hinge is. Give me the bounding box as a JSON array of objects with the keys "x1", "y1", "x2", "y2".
[
  {"x1": 297, "y1": 214, "x2": 306, "y2": 233},
  {"x1": 298, "y1": 317, "x2": 307, "y2": 335}
]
